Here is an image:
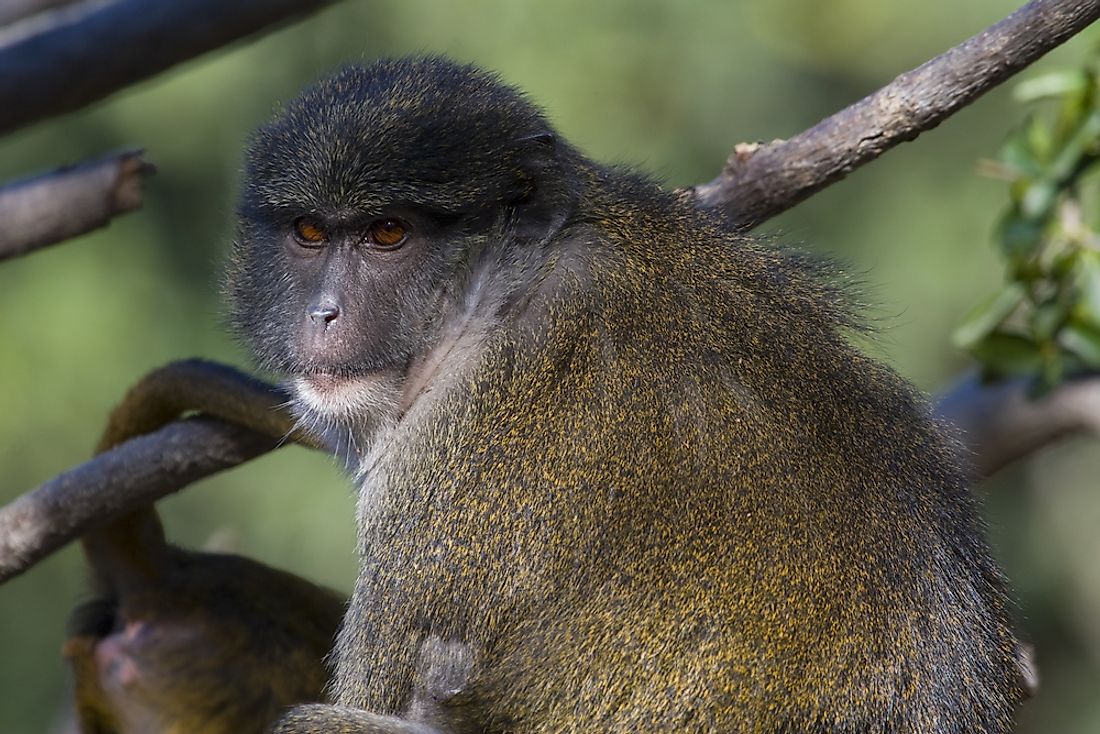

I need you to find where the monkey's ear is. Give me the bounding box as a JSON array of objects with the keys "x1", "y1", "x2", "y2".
[{"x1": 509, "y1": 131, "x2": 564, "y2": 208}]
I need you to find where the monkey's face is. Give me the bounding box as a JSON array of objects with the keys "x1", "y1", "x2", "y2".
[
  {"x1": 230, "y1": 200, "x2": 471, "y2": 418},
  {"x1": 227, "y1": 58, "x2": 569, "y2": 419}
]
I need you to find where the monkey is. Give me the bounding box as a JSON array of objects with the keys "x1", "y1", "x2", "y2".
[
  {"x1": 63, "y1": 360, "x2": 346, "y2": 734},
  {"x1": 218, "y1": 55, "x2": 1029, "y2": 733},
  {"x1": 65, "y1": 527, "x2": 346, "y2": 734}
]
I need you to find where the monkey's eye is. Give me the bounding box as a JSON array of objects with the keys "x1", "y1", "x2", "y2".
[
  {"x1": 368, "y1": 218, "x2": 409, "y2": 249},
  {"x1": 293, "y1": 217, "x2": 327, "y2": 246}
]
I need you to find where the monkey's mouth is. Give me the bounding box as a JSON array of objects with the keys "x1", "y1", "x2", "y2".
[
  {"x1": 295, "y1": 364, "x2": 375, "y2": 392},
  {"x1": 296, "y1": 372, "x2": 371, "y2": 405},
  {"x1": 299, "y1": 372, "x2": 351, "y2": 392},
  {"x1": 292, "y1": 371, "x2": 400, "y2": 418}
]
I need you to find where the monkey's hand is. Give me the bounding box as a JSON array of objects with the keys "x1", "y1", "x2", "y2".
[
  {"x1": 274, "y1": 636, "x2": 480, "y2": 734},
  {"x1": 273, "y1": 704, "x2": 443, "y2": 734}
]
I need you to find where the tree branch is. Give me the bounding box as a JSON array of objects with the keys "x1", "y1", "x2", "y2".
[
  {"x1": 937, "y1": 372, "x2": 1100, "y2": 479},
  {"x1": 0, "y1": 150, "x2": 153, "y2": 261},
  {"x1": 0, "y1": 418, "x2": 279, "y2": 583},
  {"x1": 682, "y1": 0, "x2": 1100, "y2": 228},
  {"x1": 0, "y1": 0, "x2": 339, "y2": 136}
]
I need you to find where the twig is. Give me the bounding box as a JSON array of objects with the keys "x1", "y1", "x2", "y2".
[
  {"x1": 0, "y1": 150, "x2": 153, "y2": 261},
  {"x1": 0, "y1": 0, "x2": 339, "y2": 136},
  {"x1": 936, "y1": 372, "x2": 1100, "y2": 479},
  {"x1": 682, "y1": 0, "x2": 1100, "y2": 228},
  {"x1": 0, "y1": 418, "x2": 280, "y2": 583}
]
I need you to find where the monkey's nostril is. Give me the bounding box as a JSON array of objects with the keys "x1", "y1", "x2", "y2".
[{"x1": 308, "y1": 303, "x2": 340, "y2": 324}]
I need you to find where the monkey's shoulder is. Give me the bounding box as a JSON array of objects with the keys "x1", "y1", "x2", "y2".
[{"x1": 574, "y1": 173, "x2": 860, "y2": 339}]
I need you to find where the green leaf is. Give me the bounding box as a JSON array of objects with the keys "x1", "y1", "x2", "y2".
[
  {"x1": 1061, "y1": 320, "x2": 1100, "y2": 367},
  {"x1": 967, "y1": 331, "x2": 1043, "y2": 377},
  {"x1": 1043, "y1": 110, "x2": 1100, "y2": 191},
  {"x1": 1024, "y1": 115, "x2": 1055, "y2": 165},
  {"x1": 1051, "y1": 249, "x2": 1079, "y2": 278},
  {"x1": 1039, "y1": 347, "x2": 1065, "y2": 391},
  {"x1": 1013, "y1": 69, "x2": 1090, "y2": 103},
  {"x1": 999, "y1": 124, "x2": 1043, "y2": 177},
  {"x1": 1073, "y1": 254, "x2": 1100, "y2": 327},
  {"x1": 1060, "y1": 350, "x2": 1087, "y2": 377},
  {"x1": 1032, "y1": 299, "x2": 1068, "y2": 341},
  {"x1": 1021, "y1": 180, "x2": 1058, "y2": 220},
  {"x1": 997, "y1": 212, "x2": 1045, "y2": 261},
  {"x1": 953, "y1": 283, "x2": 1026, "y2": 349}
]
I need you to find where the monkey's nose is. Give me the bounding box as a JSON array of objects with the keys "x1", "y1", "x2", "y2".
[{"x1": 308, "y1": 302, "x2": 340, "y2": 325}]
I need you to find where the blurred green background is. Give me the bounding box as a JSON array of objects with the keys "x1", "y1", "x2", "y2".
[{"x1": 2, "y1": 0, "x2": 1099, "y2": 731}]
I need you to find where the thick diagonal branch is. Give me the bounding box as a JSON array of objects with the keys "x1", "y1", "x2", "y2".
[
  {"x1": 0, "y1": 150, "x2": 153, "y2": 261},
  {"x1": 684, "y1": 0, "x2": 1100, "y2": 228},
  {"x1": 0, "y1": 0, "x2": 339, "y2": 136}
]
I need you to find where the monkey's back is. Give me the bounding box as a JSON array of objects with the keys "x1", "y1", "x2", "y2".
[{"x1": 340, "y1": 176, "x2": 1024, "y2": 733}]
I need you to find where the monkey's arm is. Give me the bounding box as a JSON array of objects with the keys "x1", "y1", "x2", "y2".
[{"x1": 274, "y1": 705, "x2": 443, "y2": 734}]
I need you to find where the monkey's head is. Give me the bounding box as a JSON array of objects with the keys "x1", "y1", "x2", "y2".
[{"x1": 227, "y1": 57, "x2": 580, "y2": 421}]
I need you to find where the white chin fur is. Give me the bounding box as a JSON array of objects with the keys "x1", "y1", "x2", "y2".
[{"x1": 292, "y1": 374, "x2": 401, "y2": 420}]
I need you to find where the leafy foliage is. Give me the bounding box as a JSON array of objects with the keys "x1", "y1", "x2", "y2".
[{"x1": 956, "y1": 54, "x2": 1100, "y2": 391}]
